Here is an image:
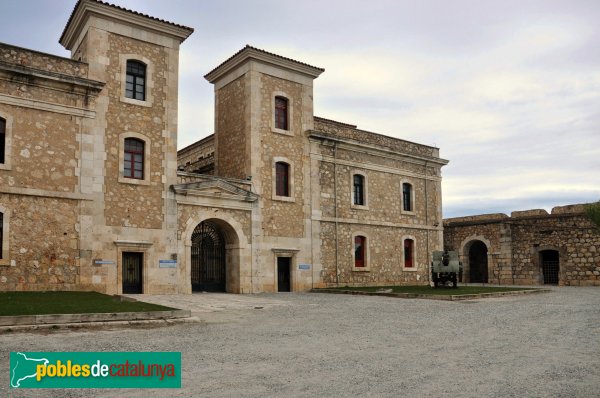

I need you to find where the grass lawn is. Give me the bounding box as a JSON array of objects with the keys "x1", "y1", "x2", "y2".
[
  {"x1": 320, "y1": 285, "x2": 537, "y2": 296},
  {"x1": 0, "y1": 291, "x2": 174, "y2": 316}
]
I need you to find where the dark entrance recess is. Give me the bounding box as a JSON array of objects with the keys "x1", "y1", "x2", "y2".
[
  {"x1": 469, "y1": 240, "x2": 488, "y2": 283},
  {"x1": 277, "y1": 257, "x2": 291, "y2": 292},
  {"x1": 540, "y1": 250, "x2": 559, "y2": 285},
  {"x1": 191, "y1": 221, "x2": 227, "y2": 292},
  {"x1": 122, "y1": 252, "x2": 143, "y2": 294}
]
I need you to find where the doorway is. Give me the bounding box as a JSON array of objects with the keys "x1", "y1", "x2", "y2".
[
  {"x1": 277, "y1": 257, "x2": 291, "y2": 292},
  {"x1": 122, "y1": 252, "x2": 143, "y2": 294},
  {"x1": 540, "y1": 250, "x2": 559, "y2": 285},
  {"x1": 191, "y1": 221, "x2": 226, "y2": 292},
  {"x1": 468, "y1": 240, "x2": 488, "y2": 283}
]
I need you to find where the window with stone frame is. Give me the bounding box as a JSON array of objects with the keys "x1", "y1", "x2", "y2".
[
  {"x1": 275, "y1": 96, "x2": 288, "y2": 130},
  {"x1": 275, "y1": 161, "x2": 290, "y2": 197},
  {"x1": 355, "y1": 235, "x2": 367, "y2": 267},
  {"x1": 353, "y1": 174, "x2": 365, "y2": 206},
  {"x1": 404, "y1": 238, "x2": 414, "y2": 268},
  {"x1": 402, "y1": 182, "x2": 413, "y2": 212},
  {"x1": 125, "y1": 60, "x2": 146, "y2": 101},
  {"x1": 124, "y1": 138, "x2": 145, "y2": 179},
  {"x1": 0, "y1": 117, "x2": 5, "y2": 164}
]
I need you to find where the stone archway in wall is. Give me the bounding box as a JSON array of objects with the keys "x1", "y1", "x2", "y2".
[
  {"x1": 183, "y1": 214, "x2": 248, "y2": 294},
  {"x1": 468, "y1": 241, "x2": 489, "y2": 283},
  {"x1": 460, "y1": 236, "x2": 491, "y2": 283}
]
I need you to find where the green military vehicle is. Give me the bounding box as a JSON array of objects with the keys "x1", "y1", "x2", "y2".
[{"x1": 431, "y1": 250, "x2": 462, "y2": 288}]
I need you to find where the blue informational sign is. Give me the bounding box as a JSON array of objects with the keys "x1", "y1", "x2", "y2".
[
  {"x1": 298, "y1": 264, "x2": 311, "y2": 270},
  {"x1": 159, "y1": 260, "x2": 177, "y2": 268},
  {"x1": 93, "y1": 260, "x2": 115, "y2": 265}
]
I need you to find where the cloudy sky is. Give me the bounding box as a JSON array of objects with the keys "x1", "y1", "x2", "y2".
[{"x1": 2, "y1": 0, "x2": 599, "y2": 218}]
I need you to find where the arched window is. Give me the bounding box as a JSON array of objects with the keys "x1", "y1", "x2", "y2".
[
  {"x1": 275, "y1": 161, "x2": 290, "y2": 197},
  {"x1": 355, "y1": 235, "x2": 366, "y2": 268},
  {"x1": 402, "y1": 182, "x2": 413, "y2": 212},
  {"x1": 275, "y1": 96, "x2": 288, "y2": 130},
  {"x1": 404, "y1": 239, "x2": 414, "y2": 268},
  {"x1": 353, "y1": 174, "x2": 365, "y2": 206},
  {"x1": 126, "y1": 60, "x2": 146, "y2": 101},
  {"x1": 0, "y1": 117, "x2": 5, "y2": 164},
  {"x1": 124, "y1": 138, "x2": 145, "y2": 179}
]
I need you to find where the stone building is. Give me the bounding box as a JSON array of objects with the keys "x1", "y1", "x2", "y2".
[
  {"x1": 0, "y1": 0, "x2": 448, "y2": 294},
  {"x1": 444, "y1": 204, "x2": 600, "y2": 286}
]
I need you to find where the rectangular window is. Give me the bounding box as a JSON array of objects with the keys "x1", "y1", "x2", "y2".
[
  {"x1": 275, "y1": 97, "x2": 288, "y2": 130},
  {"x1": 404, "y1": 239, "x2": 414, "y2": 268},
  {"x1": 124, "y1": 138, "x2": 144, "y2": 179},
  {"x1": 0, "y1": 118, "x2": 5, "y2": 164},
  {"x1": 126, "y1": 60, "x2": 146, "y2": 101},
  {"x1": 355, "y1": 236, "x2": 366, "y2": 267},
  {"x1": 275, "y1": 162, "x2": 289, "y2": 197},
  {"x1": 353, "y1": 175, "x2": 364, "y2": 206},
  {"x1": 403, "y1": 183, "x2": 412, "y2": 211}
]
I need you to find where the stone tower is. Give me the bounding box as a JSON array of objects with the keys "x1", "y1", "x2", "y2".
[
  {"x1": 205, "y1": 46, "x2": 324, "y2": 291},
  {"x1": 59, "y1": 0, "x2": 193, "y2": 294}
]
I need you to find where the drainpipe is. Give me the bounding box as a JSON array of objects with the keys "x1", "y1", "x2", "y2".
[{"x1": 333, "y1": 142, "x2": 339, "y2": 285}]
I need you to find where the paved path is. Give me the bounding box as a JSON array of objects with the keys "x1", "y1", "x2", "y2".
[{"x1": 1, "y1": 287, "x2": 599, "y2": 397}]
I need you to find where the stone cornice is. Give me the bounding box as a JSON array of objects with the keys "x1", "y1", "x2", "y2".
[
  {"x1": 0, "y1": 60, "x2": 104, "y2": 93},
  {"x1": 205, "y1": 46, "x2": 325, "y2": 84},
  {"x1": 60, "y1": 0, "x2": 194, "y2": 50},
  {"x1": 309, "y1": 131, "x2": 449, "y2": 167}
]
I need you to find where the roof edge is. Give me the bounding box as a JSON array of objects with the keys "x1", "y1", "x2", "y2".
[
  {"x1": 60, "y1": 0, "x2": 194, "y2": 50},
  {"x1": 205, "y1": 45, "x2": 325, "y2": 83}
]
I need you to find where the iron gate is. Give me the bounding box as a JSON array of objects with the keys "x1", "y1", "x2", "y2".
[
  {"x1": 122, "y1": 252, "x2": 143, "y2": 294},
  {"x1": 540, "y1": 250, "x2": 559, "y2": 285},
  {"x1": 191, "y1": 221, "x2": 226, "y2": 292}
]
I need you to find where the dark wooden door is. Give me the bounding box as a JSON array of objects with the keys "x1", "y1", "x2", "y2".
[
  {"x1": 122, "y1": 252, "x2": 143, "y2": 294},
  {"x1": 277, "y1": 257, "x2": 291, "y2": 292}
]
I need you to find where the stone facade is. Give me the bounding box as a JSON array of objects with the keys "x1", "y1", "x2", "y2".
[
  {"x1": 444, "y1": 204, "x2": 600, "y2": 286},
  {"x1": 177, "y1": 135, "x2": 214, "y2": 174},
  {"x1": 0, "y1": 0, "x2": 448, "y2": 294}
]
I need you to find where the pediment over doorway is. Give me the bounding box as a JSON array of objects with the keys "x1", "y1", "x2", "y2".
[{"x1": 172, "y1": 177, "x2": 258, "y2": 202}]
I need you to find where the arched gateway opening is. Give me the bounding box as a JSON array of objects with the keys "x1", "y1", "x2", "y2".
[
  {"x1": 191, "y1": 221, "x2": 226, "y2": 292},
  {"x1": 468, "y1": 240, "x2": 489, "y2": 283},
  {"x1": 540, "y1": 250, "x2": 559, "y2": 285}
]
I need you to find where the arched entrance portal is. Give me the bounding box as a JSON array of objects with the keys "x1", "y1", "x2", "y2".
[
  {"x1": 191, "y1": 221, "x2": 226, "y2": 292},
  {"x1": 469, "y1": 240, "x2": 488, "y2": 283},
  {"x1": 540, "y1": 250, "x2": 559, "y2": 285}
]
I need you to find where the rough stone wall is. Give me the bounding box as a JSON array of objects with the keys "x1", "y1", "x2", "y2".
[
  {"x1": 320, "y1": 223, "x2": 431, "y2": 285},
  {"x1": 313, "y1": 122, "x2": 445, "y2": 286},
  {"x1": 314, "y1": 117, "x2": 438, "y2": 158},
  {"x1": 442, "y1": 219, "x2": 510, "y2": 284},
  {"x1": 0, "y1": 105, "x2": 79, "y2": 192},
  {"x1": 215, "y1": 76, "x2": 247, "y2": 179},
  {"x1": 177, "y1": 134, "x2": 214, "y2": 174},
  {"x1": 0, "y1": 194, "x2": 79, "y2": 291},
  {"x1": 0, "y1": 43, "x2": 88, "y2": 77},
  {"x1": 259, "y1": 74, "x2": 305, "y2": 238},
  {"x1": 444, "y1": 206, "x2": 600, "y2": 286},
  {"x1": 103, "y1": 34, "x2": 167, "y2": 229}
]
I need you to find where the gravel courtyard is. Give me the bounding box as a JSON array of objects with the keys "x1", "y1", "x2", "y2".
[{"x1": 2, "y1": 287, "x2": 599, "y2": 397}]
